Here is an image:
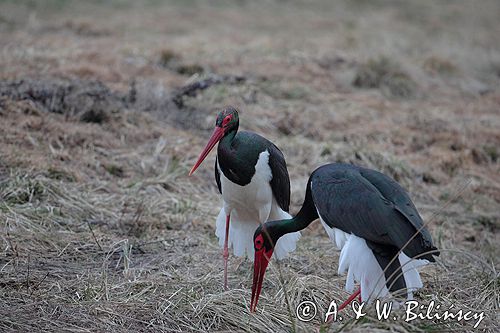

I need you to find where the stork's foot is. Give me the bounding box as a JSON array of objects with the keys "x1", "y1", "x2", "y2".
[{"x1": 338, "y1": 287, "x2": 361, "y2": 311}]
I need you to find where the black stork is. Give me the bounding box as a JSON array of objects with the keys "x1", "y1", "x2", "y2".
[
  {"x1": 189, "y1": 106, "x2": 300, "y2": 290},
  {"x1": 250, "y1": 163, "x2": 439, "y2": 312}
]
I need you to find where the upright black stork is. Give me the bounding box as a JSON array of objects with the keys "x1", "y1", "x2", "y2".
[
  {"x1": 189, "y1": 106, "x2": 300, "y2": 290},
  {"x1": 250, "y1": 163, "x2": 439, "y2": 312}
]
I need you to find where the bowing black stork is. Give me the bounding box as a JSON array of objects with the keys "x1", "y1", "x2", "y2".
[
  {"x1": 250, "y1": 163, "x2": 439, "y2": 312},
  {"x1": 189, "y1": 106, "x2": 300, "y2": 290}
]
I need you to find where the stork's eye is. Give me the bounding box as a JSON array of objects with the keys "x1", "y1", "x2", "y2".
[
  {"x1": 222, "y1": 115, "x2": 232, "y2": 126},
  {"x1": 254, "y1": 234, "x2": 264, "y2": 250}
]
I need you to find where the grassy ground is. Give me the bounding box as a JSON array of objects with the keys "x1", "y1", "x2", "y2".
[{"x1": 0, "y1": 0, "x2": 499, "y2": 332}]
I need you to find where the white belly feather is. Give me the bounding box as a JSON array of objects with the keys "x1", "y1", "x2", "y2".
[
  {"x1": 318, "y1": 214, "x2": 427, "y2": 302},
  {"x1": 215, "y1": 150, "x2": 300, "y2": 261}
]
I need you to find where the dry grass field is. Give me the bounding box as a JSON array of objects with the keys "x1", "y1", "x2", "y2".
[{"x1": 0, "y1": 0, "x2": 499, "y2": 332}]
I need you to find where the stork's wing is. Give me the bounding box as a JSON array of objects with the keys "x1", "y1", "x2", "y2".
[
  {"x1": 268, "y1": 144, "x2": 290, "y2": 212},
  {"x1": 311, "y1": 165, "x2": 436, "y2": 260},
  {"x1": 358, "y1": 167, "x2": 434, "y2": 246},
  {"x1": 215, "y1": 156, "x2": 222, "y2": 194}
]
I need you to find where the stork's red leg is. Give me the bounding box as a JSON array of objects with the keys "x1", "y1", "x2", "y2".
[
  {"x1": 223, "y1": 214, "x2": 230, "y2": 290},
  {"x1": 338, "y1": 287, "x2": 361, "y2": 311}
]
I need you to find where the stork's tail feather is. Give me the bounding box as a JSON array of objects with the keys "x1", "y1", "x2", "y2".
[
  {"x1": 215, "y1": 209, "x2": 254, "y2": 259},
  {"x1": 419, "y1": 245, "x2": 439, "y2": 262},
  {"x1": 337, "y1": 233, "x2": 428, "y2": 303},
  {"x1": 274, "y1": 230, "x2": 301, "y2": 260},
  {"x1": 215, "y1": 208, "x2": 300, "y2": 262}
]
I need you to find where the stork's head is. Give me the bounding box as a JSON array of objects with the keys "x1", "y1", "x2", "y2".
[
  {"x1": 250, "y1": 223, "x2": 278, "y2": 312},
  {"x1": 215, "y1": 106, "x2": 239, "y2": 132},
  {"x1": 189, "y1": 106, "x2": 239, "y2": 176}
]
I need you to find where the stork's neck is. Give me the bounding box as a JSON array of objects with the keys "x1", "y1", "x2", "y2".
[
  {"x1": 268, "y1": 213, "x2": 314, "y2": 238},
  {"x1": 220, "y1": 126, "x2": 238, "y2": 147},
  {"x1": 217, "y1": 129, "x2": 267, "y2": 187},
  {"x1": 267, "y1": 180, "x2": 318, "y2": 241}
]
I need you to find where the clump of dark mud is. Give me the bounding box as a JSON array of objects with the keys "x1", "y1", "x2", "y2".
[
  {"x1": 0, "y1": 74, "x2": 246, "y2": 129},
  {"x1": 0, "y1": 75, "x2": 243, "y2": 130},
  {"x1": 0, "y1": 78, "x2": 123, "y2": 123}
]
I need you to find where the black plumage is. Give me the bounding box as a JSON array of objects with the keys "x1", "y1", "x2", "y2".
[
  {"x1": 216, "y1": 131, "x2": 291, "y2": 212},
  {"x1": 267, "y1": 143, "x2": 290, "y2": 212},
  {"x1": 215, "y1": 157, "x2": 222, "y2": 194},
  {"x1": 251, "y1": 162, "x2": 440, "y2": 311},
  {"x1": 310, "y1": 164, "x2": 437, "y2": 262}
]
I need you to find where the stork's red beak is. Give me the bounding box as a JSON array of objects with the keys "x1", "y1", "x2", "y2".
[
  {"x1": 250, "y1": 248, "x2": 273, "y2": 312},
  {"x1": 189, "y1": 126, "x2": 225, "y2": 176}
]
